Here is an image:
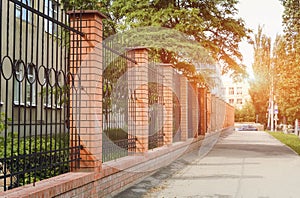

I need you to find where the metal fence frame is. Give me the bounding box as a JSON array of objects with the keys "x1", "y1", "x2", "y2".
[
  {"x1": 102, "y1": 43, "x2": 137, "y2": 162},
  {"x1": 0, "y1": 0, "x2": 82, "y2": 191}
]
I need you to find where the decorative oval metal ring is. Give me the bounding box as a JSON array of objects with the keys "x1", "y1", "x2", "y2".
[
  {"x1": 37, "y1": 65, "x2": 47, "y2": 86},
  {"x1": 1, "y1": 55, "x2": 14, "y2": 81},
  {"x1": 13, "y1": 59, "x2": 26, "y2": 83},
  {"x1": 57, "y1": 70, "x2": 66, "y2": 89},
  {"x1": 25, "y1": 63, "x2": 37, "y2": 85},
  {"x1": 66, "y1": 71, "x2": 75, "y2": 88},
  {"x1": 48, "y1": 68, "x2": 57, "y2": 88}
]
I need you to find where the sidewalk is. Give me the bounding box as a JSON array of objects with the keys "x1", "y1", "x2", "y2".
[{"x1": 115, "y1": 130, "x2": 300, "y2": 198}]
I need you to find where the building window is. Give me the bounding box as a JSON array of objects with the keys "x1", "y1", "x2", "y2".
[
  {"x1": 237, "y1": 98, "x2": 243, "y2": 105},
  {"x1": 16, "y1": 0, "x2": 32, "y2": 22},
  {"x1": 229, "y1": 99, "x2": 234, "y2": 104},
  {"x1": 237, "y1": 87, "x2": 242, "y2": 95},
  {"x1": 43, "y1": 69, "x2": 52, "y2": 108},
  {"x1": 45, "y1": 0, "x2": 59, "y2": 35},
  {"x1": 229, "y1": 87, "x2": 234, "y2": 95},
  {"x1": 26, "y1": 64, "x2": 36, "y2": 106},
  {"x1": 14, "y1": 62, "x2": 24, "y2": 105}
]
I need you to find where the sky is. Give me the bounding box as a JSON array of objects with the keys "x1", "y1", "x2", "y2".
[{"x1": 237, "y1": 0, "x2": 284, "y2": 71}]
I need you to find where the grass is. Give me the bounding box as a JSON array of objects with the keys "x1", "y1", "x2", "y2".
[{"x1": 268, "y1": 131, "x2": 300, "y2": 155}]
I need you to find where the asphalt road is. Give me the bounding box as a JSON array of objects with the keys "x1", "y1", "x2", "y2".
[{"x1": 115, "y1": 130, "x2": 300, "y2": 198}]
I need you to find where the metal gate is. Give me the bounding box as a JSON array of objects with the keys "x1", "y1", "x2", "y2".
[{"x1": 0, "y1": 0, "x2": 82, "y2": 191}]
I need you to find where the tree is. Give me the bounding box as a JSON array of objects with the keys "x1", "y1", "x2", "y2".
[
  {"x1": 234, "y1": 101, "x2": 256, "y2": 122},
  {"x1": 62, "y1": 0, "x2": 251, "y2": 78},
  {"x1": 110, "y1": 0, "x2": 250, "y2": 76},
  {"x1": 248, "y1": 26, "x2": 271, "y2": 124},
  {"x1": 272, "y1": 0, "x2": 300, "y2": 123}
]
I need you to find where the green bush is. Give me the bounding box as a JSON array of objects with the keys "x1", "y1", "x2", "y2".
[
  {"x1": 0, "y1": 130, "x2": 70, "y2": 187},
  {"x1": 235, "y1": 101, "x2": 256, "y2": 122},
  {"x1": 103, "y1": 128, "x2": 128, "y2": 141}
]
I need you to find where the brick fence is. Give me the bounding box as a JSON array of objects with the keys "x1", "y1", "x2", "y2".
[{"x1": 0, "y1": 10, "x2": 234, "y2": 197}]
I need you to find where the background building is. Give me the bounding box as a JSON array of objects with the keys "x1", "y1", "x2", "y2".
[{"x1": 222, "y1": 77, "x2": 251, "y2": 109}]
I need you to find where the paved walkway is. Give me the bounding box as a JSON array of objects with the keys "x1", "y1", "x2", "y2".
[{"x1": 115, "y1": 130, "x2": 300, "y2": 198}]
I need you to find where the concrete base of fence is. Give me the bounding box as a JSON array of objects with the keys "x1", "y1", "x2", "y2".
[{"x1": 0, "y1": 127, "x2": 233, "y2": 197}]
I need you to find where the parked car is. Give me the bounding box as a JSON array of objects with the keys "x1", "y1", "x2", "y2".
[{"x1": 237, "y1": 125, "x2": 258, "y2": 131}]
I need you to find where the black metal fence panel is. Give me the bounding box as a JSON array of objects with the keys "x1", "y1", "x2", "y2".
[
  {"x1": 0, "y1": 0, "x2": 81, "y2": 191},
  {"x1": 102, "y1": 42, "x2": 137, "y2": 162},
  {"x1": 148, "y1": 63, "x2": 164, "y2": 149},
  {"x1": 172, "y1": 71, "x2": 181, "y2": 142},
  {"x1": 188, "y1": 84, "x2": 195, "y2": 138}
]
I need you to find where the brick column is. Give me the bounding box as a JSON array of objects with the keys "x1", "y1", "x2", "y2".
[
  {"x1": 160, "y1": 64, "x2": 173, "y2": 145},
  {"x1": 69, "y1": 11, "x2": 105, "y2": 171},
  {"x1": 216, "y1": 97, "x2": 222, "y2": 130},
  {"x1": 211, "y1": 95, "x2": 216, "y2": 132},
  {"x1": 127, "y1": 48, "x2": 149, "y2": 153},
  {"x1": 215, "y1": 97, "x2": 219, "y2": 131},
  {"x1": 206, "y1": 91, "x2": 211, "y2": 133},
  {"x1": 220, "y1": 99, "x2": 224, "y2": 129},
  {"x1": 198, "y1": 87, "x2": 207, "y2": 135},
  {"x1": 190, "y1": 81, "x2": 198, "y2": 138},
  {"x1": 180, "y1": 76, "x2": 188, "y2": 141}
]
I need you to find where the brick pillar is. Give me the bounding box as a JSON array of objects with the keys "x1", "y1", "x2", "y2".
[
  {"x1": 221, "y1": 99, "x2": 226, "y2": 129},
  {"x1": 221, "y1": 100, "x2": 226, "y2": 128},
  {"x1": 211, "y1": 95, "x2": 216, "y2": 132},
  {"x1": 190, "y1": 81, "x2": 198, "y2": 138},
  {"x1": 198, "y1": 87, "x2": 207, "y2": 135},
  {"x1": 215, "y1": 97, "x2": 219, "y2": 131},
  {"x1": 69, "y1": 11, "x2": 105, "y2": 171},
  {"x1": 160, "y1": 64, "x2": 173, "y2": 145},
  {"x1": 180, "y1": 76, "x2": 188, "y2": 141},
  {"x1": 206, "y1": 91, "x2": 211, "y2": 133},
  {"x1": 216, "y1": 97, "x2": 221, "y2": 130},
  {"x1": 127, "y1": 48, "x2": 149, "y2": 153}
]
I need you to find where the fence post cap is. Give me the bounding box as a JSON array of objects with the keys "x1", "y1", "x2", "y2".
[{"x1": 67, "y1": 10, "x2": 107, "y2": 19}]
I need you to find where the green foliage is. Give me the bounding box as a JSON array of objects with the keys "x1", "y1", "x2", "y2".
[
  {"x1": 249, "y1": 26, "x2": 271, "y2": 124},
  {"x1": 0, "y1": 112, "x2": 8, "y2": 132},
  {"x1": 268, "y1": 132, "x2": 300, "y2": 155},
  {"x1": 0, "y1": 112, "x2": 69, "y2": 186},
  {"x1": 107, "y1": 0, "x2": 250, "y2": 76},
  {"x1": 61, "y1": 0, "x2": 100, "y2": 10},
  {"x1": 103, "y1": 128, "x2": 128, "y2": 141},
  {"x1": 102, "y1": 54, "x2": 128, "y2": 118},
  {"x1": 0, "y1": 131, "x2": 69, "y2": 186},
  {"x1": 270, "y1": 1, "x2": 300, "y2": 123},
  {"x1": 40, "y1": 85, "x2": 69, "y2": 106},
  {"x1": 63, "y1": 0, "x2": 251, "y2": 79},
  {"x1": 234, "y1": 101, "x2": 256, "y2": 122},
  {"x1": 102, "y1": 128, "x2": 129, "y2": 162}
]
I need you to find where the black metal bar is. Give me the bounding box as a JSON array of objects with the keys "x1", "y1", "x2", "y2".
[
  {"x1": 102, "y1": 39, "x2": 138, "y2": 162},
  {"x1": 8, "y1": 0, "x2": 85, "y2": 37},
  {"x1": 0, "y1": 0, "x2": 81, "y2": 191},
  {"x1": 103, "y1": 44, "x2": 138, "y2": 64},
  {"x1": 33, "y1": 0, "x2": 41, "y2": 185},
  {"x1": 77, "y1": 9, "x2": 83, "y2": 168}
]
